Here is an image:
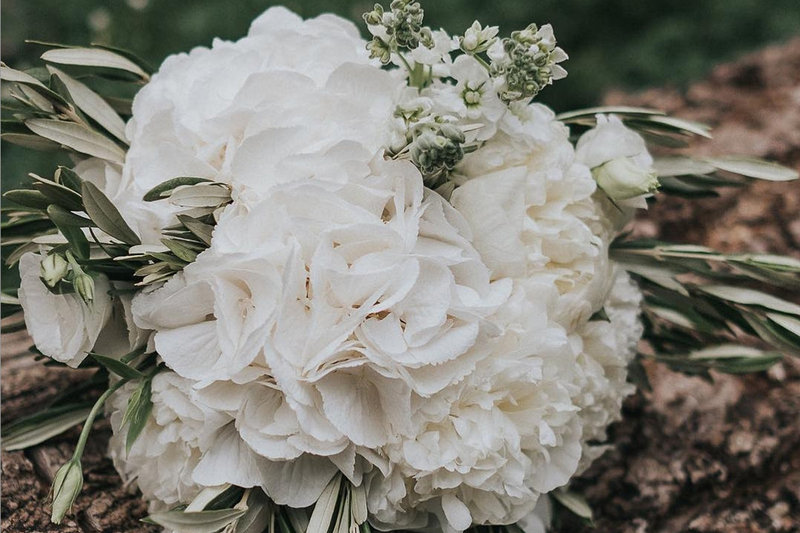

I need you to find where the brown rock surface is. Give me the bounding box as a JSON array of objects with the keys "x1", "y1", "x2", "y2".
[{"x1": 2, "y1": 38, "x2": 800, "y2": 533}]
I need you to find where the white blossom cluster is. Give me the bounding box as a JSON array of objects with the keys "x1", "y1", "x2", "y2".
[{"x1": 17, "y1": 6, "x2": 655, "y2": 532}]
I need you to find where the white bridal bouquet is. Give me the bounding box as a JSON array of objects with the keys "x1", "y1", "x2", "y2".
[{"x1": 2, "y1": 2, "x2": 799, "y2": 532}]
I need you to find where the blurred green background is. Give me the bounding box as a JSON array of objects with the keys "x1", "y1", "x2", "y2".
[{"x1": 2, "y1": 0, "x2": 800, "y2": 190}]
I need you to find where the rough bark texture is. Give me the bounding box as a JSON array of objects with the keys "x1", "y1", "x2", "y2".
[{"x1": 2, "y1": 38, "x2": 800, "y2": 533}]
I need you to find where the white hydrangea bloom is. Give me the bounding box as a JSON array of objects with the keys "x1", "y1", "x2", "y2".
[
  {"x1": 107, "y1": 372, "x2": 231, "y2": 509},
  {"x1": 117, "y1": 7, "x2": 405, "y2": 243},
  {"x1": 17, "y1": 252, "x2": 113, "y2": 367},
  {"x1": 131, "y1": 158, "x2": 512, "y2": 512}
]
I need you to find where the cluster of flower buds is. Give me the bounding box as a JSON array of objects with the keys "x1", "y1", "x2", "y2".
[
  {"x1": 364, "y1": 1, "x2": 432, "y2": 64},
  {"x1": 409, "y1": 121, "x2": 466, "y2": 188},
  {"x1": 40, "y1": 250, "x2": 95, "y2": 304},
  {"x1": 489, "y1": 23, "x2": 568, "y2": 102}
]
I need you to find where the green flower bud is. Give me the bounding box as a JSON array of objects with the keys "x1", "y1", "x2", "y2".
[
  {"x1": 410, "y1": 123, "x2": 466, "y2": 187},
  {"x1": 490, "y1": 23, "x2": 567, "y2": 102},
  {"x1": 367, "y1": 37, "x2": 392, "y2": 64},
  {"x1": 73, "y1": 272, "x2": 95, "y2": 305},
  {"x1": 362, "y1": 3, "x2": 384, "y2": 26},
  {"x1": 50, "y1": 459, "x2": 83, "y2": 524},
  {"x1": 40, "y1": 253, "x2": 69, "y2": 288},
  {"x1": 593, "y1": 157, "x2": 659, "y2": 201}
]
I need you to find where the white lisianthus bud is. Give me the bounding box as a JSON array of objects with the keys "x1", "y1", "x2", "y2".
[
  {"x1": 73, "y1": 273, "x2": 95, "y2": 305},
  {"x1": 50, "y1": 459, "x2": 83, "y2": 524},
  {"x1": 593, "y1": 157, "x2": 659, "y2": 201},
  {"x1": 40, "y1": 253, "x2": 69, "y2": 288}
]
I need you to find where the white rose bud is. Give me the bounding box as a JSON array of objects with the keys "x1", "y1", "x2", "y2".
[
  {"x1": 40, "y1": 253, "x2": 69, "y2": 288},
  {"x1": 593, "y1": 157, "x2": 659, "y2": 201},
  {"x1": 50, "y1": 459, "x2": 83, "y2": 524}
]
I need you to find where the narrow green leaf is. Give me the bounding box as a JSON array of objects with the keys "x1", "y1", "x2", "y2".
[
  {"x1": 123, "y1": 378, "x2": 153, "y2": 453},
  {"x1": 25, "y1": 119, "x2": 126, "y2": 163},
  {"x1": 188, "y1": 485, "x2": 240, "y2": 512},
  {"x1": 178, "y1": 215, "x2": 214, "y2": 246},
  {"x1": 3, "y1": 189, "x2": 50, "y2": 210},
  {"x1": 89, "y1": 43, "x2": 155, "y2": 75},
  {"x1": 16, "y1": 83, "x2": 56, "y2": 113},
  {"x1": 556, "y1": 106, "x2": 664, "y2": 121},
  {"x1": 233, "y1": 490, "x2": 271, "y2": 533},
  {"x1": 653, "y1": 156, "x2": 716, "y2": 177},
  {"x1": 2, "y1": 403, "x2": 93, "y2": 451},
  {"x1": 643, "y1": 115, "x2": 712, "y2": 138},
  {"x1": 5, "y1": 241, "x2": 41, "y2": 267},
  {"x1": 168, "y1": 183, "x2": 231, "y2": 208},
  {"x1": 552, "y1": 489, "x2": 593, "y2": 521},
  {"x1": 56, "y1": 223, "x2": 91, "y2": 260},
  {"x1": 90, "y1": 353, "x2": 144, "y2": 379},
  {"x1": 705, "y1": 156, "x2": 798, "y2": 182},
  {"x1": 307, "y1": 475, "x2": 342, "y2": 533},
  {"x1": 1, "y1": 64, "x2": 48, "y2": 88},
  {"x1": 47, "y1": 66, "x2": 128, "y2": 143},
  {"x1": 143, "y1": 177, "x2": 213, "y2": 202},
  {"x1": 81, "y1": 181, "x2": 141, "y2": 245},
  {"x1": 30, "y1": 174, "x2": 84, "y2": 211},
  {"x1": 47, "y1": 205, "x2": 94, "y2": 227},
  {"x1": 699, "y1": 285, "x2": 800, "y2": 317},
  {"x1": 145, "y1": 509, "x2": 246, "y2": 533},
  {"x1": 41, "y1": 48, "x2": 149, "y2": 80},
  {"x1": 55, "y1": 167, "x2": 84, "y2": 193},
  {"x1": 1, "y1": 132, "x2": 62, "y2": 151},
  {"x1": 161, "y1": 238, "x2": 198, "y2": 263}
]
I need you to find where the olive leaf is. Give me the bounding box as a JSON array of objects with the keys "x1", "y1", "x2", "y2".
[
  {"x1": 1, "y1": 133, "x2": 62, "y2": 151},
  {"x1": 90, "y1": 353, "x2": 145, "y2": 380},
  {"x1": 144, "y1": 509, "x2": 246, "y2": 533},
  {"x1": 552, "y1": 488, "x2": 593, "y2": 522},
  {"x1": 705, "y1": 156, "x2": 799, "y2": 181},
  {"x1": 41, "y1": 47, "x2": 150, "y2": 81},
  {"x1": 143, "y1": 177, "x2": 213, "y2": 202},
  {"x1": 3, "y1": 190, "x2": 51, "y2": 210},
  {"x1": 81, "y1": 181, "x2": 141, "y2": 245},
  {"x1": 30, "y1": 173, "x2": 84, "y2": 211},
  {"x1": 122, "y1": 377, "x2": 153, "y2": 453},
  {"x1": 2, "y1": 403, "x2": 93, "y2": 451},
  {"x1": 25, "y1": 119, "x2": 126, "y2": 163},
  {"x1": 307, "y1": 475, "x2": 343, "y2": 533},
  {"x1": 47, "y1": 205, "x2": 94, "y2": 227},
  {"x1": 47, "y1": 66, "x2": 128, "y2": 143}
]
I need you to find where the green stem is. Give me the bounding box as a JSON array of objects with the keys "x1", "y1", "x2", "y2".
[
  {"x1": 474, "y1": 53, "x2": 491, "y2": 71},
  {"x1": 396, "y1": 51, "x2": 415, "y2": 78},
  {"x1": 72, "y1": 380, "x2": 126, "y2": 459}
]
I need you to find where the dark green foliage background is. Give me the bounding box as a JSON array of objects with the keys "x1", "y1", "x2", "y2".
[{"x1": 2, "y1": 0, "x2": 799, "y2": 189}]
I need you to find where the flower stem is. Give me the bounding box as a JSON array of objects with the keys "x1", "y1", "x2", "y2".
[{"x1": 72, "y1": 380, "x2": 126, "y2": 460}]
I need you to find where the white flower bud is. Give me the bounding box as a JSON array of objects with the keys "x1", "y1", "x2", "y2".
[
  {"x1": 74, "y1": 273, "x2": 95, "y2": 305},
  {"x1": 462, "y1": 33, "x2": 479, "y2": 52},
  {"x1": 40, "y1": 253, "x2": 69, "y2": 288},
  {"x1": 593, "y1": 157, "x2": 659, "y2": 201},
  {"x1": 50, "y1": 459, "x2": 83, "y2": 524}
]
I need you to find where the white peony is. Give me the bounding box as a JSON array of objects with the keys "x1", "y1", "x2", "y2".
[{"x1": 17, "y1": 252, "x2": 113, "y2": 367}]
